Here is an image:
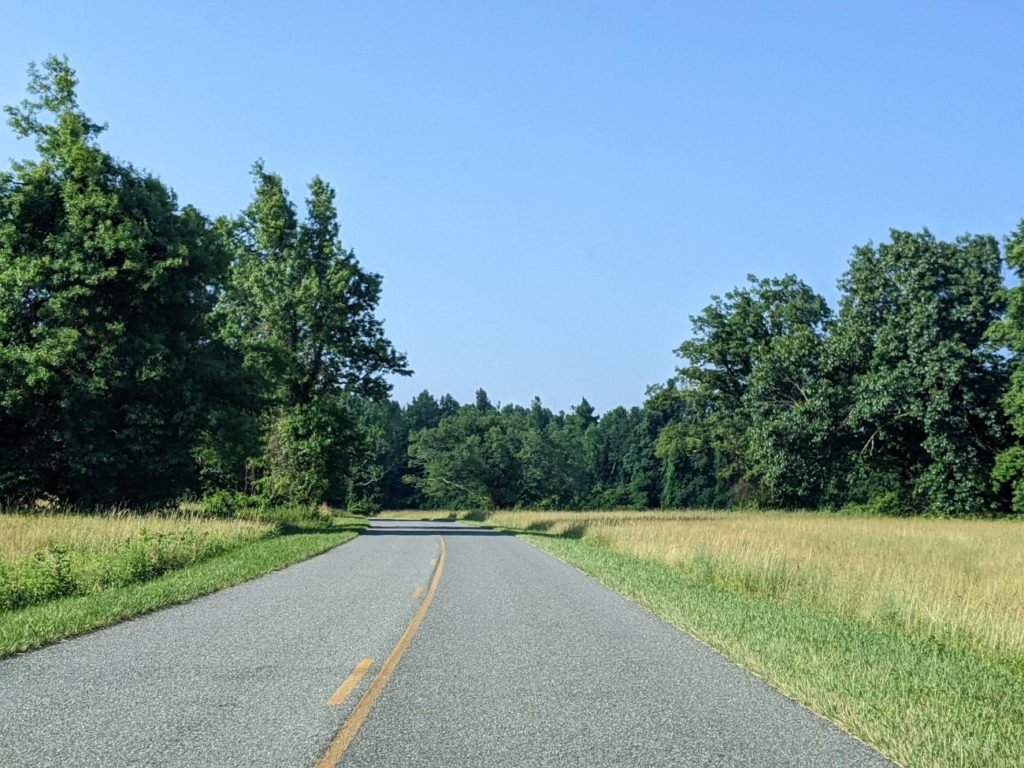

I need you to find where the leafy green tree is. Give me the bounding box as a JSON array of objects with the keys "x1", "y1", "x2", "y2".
[
  {"x1": 396, "y1": 390, "x2": 453, "y2": 507},
  {"x1": 407, "y1": 397, "x2": 586, "y2": 509},
  {"x1": 438, "y1": 393, "x2": 460, "y2": 418},
  {"x1": 647, "y1": 380, "x2": 733, "y2": 508},
  {"x1": 218, "y1": 162, "x2": 409, "y2": 504},
  {"x1": 347, "y1": 390, "x2": 455, "y2": 511},
  {"x1": 568, "y1": 397, "x2": 597, "y2": 429},
  {"x1": 522, "y1": 403, "x2": 587, "y2": 508},
  {"x1": 474, "y1": 388, "x2": 495, "y2": 412},
  {"x1": 739, "y1": 285, "x2": 841, "y2": 508},
  {"x1": 404, "y1": 393, "x2": 660, "y2": 511},
  {"x1": 742, "y1": 324, "x2": 845, "y2": 508},
  {"x1": 987, "y1": 222, "x2": 1024, "y2": 512},
  {"x1": 583, "y1": 405, "x2": 661, "y2": 508},
  {"x1": 406, "y1": 404, "x2": 513, "y2": 508},
  {"x1": 0, "y1": 56, "x2": 231, "y2": 504},
  {"x1": 656, "y1": 275, "x2": 832, "y2": 506},
  {"x1": 405, "y1": 390, "x2": 444, "y2": 433},
  {"x1": 260, "y1": 397, "x2": 365, "y2": 505},
  {"x1": 349, "y1": 398, "x2": 406, "y2": 509},
  {"x1": 832, "y1": 229, "x2": 1005, "y2": 515}
]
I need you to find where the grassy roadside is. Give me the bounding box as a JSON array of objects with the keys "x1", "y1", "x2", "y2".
[
  {"x1": 0, "y1": 515, "x2": 365, "y2": 658},
  {"x1": 384, "y1": 510, "x2": 1024, "y2": 768},
  {"x1": 0, "y1": 512, "x2": 274, "y2": 611},
  {"x1": 524, "y1": 533, "x2": 1022, "y2": 768}
]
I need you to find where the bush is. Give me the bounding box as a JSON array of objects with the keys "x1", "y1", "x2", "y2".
[
  {"x1": 0, "y1": 545, "x2": 75, "y2": 611},
  {"x1": 200, "y1": 489, "x2": 254, "y2": 518},
  {"x1": 347, "y1": 498, "x2": 381, "y2": 516},
  {"x1": 840, "y1": 491, "x2": 904, "y2": 517}
]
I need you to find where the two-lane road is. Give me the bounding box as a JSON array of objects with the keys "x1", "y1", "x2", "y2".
[{"x1": 0, "y1": 520, "x2": 891, "y2": 767}]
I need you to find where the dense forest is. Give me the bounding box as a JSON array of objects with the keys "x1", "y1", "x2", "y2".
[{"x1": 3, "y1": 58, "x2": 1024, "y2": 517}]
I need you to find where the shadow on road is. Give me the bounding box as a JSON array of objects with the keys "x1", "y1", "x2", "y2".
[
  {"x1": 362, "y1": 524, "x2": 509, "y2": 537},
  {"x1": 277, "y1": 521, "x2": 367, "y2": 536}
]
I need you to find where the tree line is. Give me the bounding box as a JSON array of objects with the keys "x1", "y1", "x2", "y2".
[
  {"x1": 3, "y1": 57, "x2": 1024, "y2": 517},
  {"x1": 356, "y1": 226, "x2": 1024, "y2": 518}
]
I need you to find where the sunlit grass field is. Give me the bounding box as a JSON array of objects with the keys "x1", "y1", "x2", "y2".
[
  {"x1": 0, "y1": 511, "x2": 273, "y2": 612},
  {"x1": 0, "y1": 508, "x2": 364, "y2": 656},
  {"x1": 478, "y1": 509, "x2": 1024, "y2": 658},
  {"x1": 0, "y1": 511, "x2": 271, "y2": 563},
  {"x1": 384, "y1": 509, "x2": 1024, "y2": 767}
]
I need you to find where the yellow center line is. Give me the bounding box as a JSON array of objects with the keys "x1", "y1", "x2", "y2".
[
  {"x1": 412, "y1": 585, "x2": 424, "y2": 599},
  {"x1": 328, "y1": 658, "x2": 375, "y2": 706},
  {"x1": 430, "y1": 558, "x2": 437, "y2": 567},
  {"x1": 316, "y1": 534, "x2": 447, "y2": 768}
]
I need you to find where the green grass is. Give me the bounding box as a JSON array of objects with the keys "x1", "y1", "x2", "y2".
[
  {"x1": 0, "y1": 513, "x2": 275, "y2": 612},
  {"x1": 0, "y1": 515, "x2": 365, "y2": 658},
  {"x1": 387, "y1": 510, "x2": 1024, "y2": 768}
]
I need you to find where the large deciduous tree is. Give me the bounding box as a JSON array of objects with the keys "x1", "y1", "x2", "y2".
[
  {"x1": 988, "y1": 221, "x2": 1024, "y2": 512},
  {"x1": 655, "y1": 275, "x2": 833, "y2": 507},
  {"x1": 218, "y1": 163, "x2": 409, "y2": 504},
  {"x1": 0, "y1": 56, "x2": 230, "y2": 505},
  {"x1": 831, "y1": 229, "x2": 1006, "y2": 515},
  {"x1": 406, "y1": 402, "x2": 518, "y2": 509}
]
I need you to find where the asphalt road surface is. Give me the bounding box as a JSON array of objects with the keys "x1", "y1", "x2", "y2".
[{"x1": 0, "y1": 519, "x2": 891, "y2": 767}]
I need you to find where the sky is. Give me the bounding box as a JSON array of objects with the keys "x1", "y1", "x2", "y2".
[{"x1": 3, "y1": 1, "x2": 1022, "y2": 413}]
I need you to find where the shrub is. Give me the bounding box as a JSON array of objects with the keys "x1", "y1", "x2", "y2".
[
  {"x1": 347, "y1": 498, "x2": 382, "y2": 516},
  {"x1": 0, "y1": 545, "x2": 75, "y2": 610},
  {"x1": 201, "y1": 489, "x2": 253, "y2": 518},
  {"x1": 840, "y1": 491, "x2": 904, "y2": 517}
]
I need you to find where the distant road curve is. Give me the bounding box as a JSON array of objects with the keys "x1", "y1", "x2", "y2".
[{"x1": 0, "y1": 519, "x2": 890, "y2": 767}]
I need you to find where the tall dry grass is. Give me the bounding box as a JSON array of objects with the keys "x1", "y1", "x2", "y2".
[
  {"x1": 473, "y1": 509, "x2": 1024, "y2": 657},
  {"x1": 0, "y1": 511, "x2": 271, "y2": 563},
  {"x1": 0, "y1": 511, "x2": 275, "y2": 612}
]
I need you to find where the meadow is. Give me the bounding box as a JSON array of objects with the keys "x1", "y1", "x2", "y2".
[
  {"x1": 0, "y1": 506, "x2": 364, "y2": 656},
  {"x1": 385, "y1": 509, "x2": 1024, "y2": 768},
  {"x1": 485, "y1": 509, "x2": 1024, "y2": 657}
]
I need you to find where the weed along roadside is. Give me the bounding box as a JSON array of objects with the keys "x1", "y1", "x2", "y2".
[
  {"x1": 380, "y1": 509, "x2": 1024, "y2": 768},
  {"x1": 0, "y1": 508, "x2": 367, "y2": 657}
]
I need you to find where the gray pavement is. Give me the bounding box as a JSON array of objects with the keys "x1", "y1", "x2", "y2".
[{"x1": 0, "y1": 519, "x2": 892, "y2": 767}]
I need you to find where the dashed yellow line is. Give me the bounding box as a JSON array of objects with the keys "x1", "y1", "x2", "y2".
[
  {"x1": 430, "y1": 558, "x2": 437, "y2": 567},
  {"x1": 315, "y1": 535, "x2": 447, "y2": 768},
  {"x1": 328, "y1": 658, "x2": 374, "y2": 706},
  {"x1": 412, "y1": 585, "x2": 424, "y2": 599}
]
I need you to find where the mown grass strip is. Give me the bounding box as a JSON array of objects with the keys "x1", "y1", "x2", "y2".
[
  {"x1": 515, "y1": 532, "x2": 1023, "y2": 768},
  {"x1": 0, "y1": 518, "x2": 364, "y2": 658}
]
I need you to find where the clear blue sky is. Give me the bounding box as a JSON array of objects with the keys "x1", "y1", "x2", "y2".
[{"x1": 3, "y1": 1, "x2": 1022, "y2": 412}]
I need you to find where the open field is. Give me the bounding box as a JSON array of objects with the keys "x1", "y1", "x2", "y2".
[
  {"x1": 0, "y1": 509, "x2": 365, "y2": 656},
  {"x1": 500, "y1": 510, "x2": 1024, "y2": 656},
  {"x1": 383, "y1": 509, "x2": 1024, "y2": 768}
]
